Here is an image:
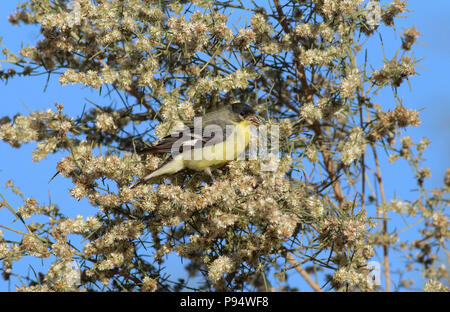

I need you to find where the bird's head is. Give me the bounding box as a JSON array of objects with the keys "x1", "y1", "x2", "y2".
[{"x1": 231, "y1": 103, "x2": 260, "y2": 126}]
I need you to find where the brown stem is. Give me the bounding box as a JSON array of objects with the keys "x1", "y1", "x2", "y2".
[
  {"x1": 311, "y1": 121, "x2": 346, "y2": 207},
  {"x1": 286, "y1": 252, "x2": 323, "y2": 292},
  {"x1": 272, "y1": 0, "x2": 345, "y2": 208},
  {"x1": 273, "y1": 0, "x2": 312, "y2": 101},
  {"x1": 371, "y1": 144, "x2": 390, "y2": 292},
  {"x1": 359, "y1": 91, "x2": 366, "y2": 211},
  {"x1": 273, "y1": 0, "x2": 290, "y2": 34}
]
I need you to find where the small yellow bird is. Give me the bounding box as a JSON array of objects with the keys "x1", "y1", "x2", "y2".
[{"x1": 131, "y1": 103, "x2": 259, "y2": 188}]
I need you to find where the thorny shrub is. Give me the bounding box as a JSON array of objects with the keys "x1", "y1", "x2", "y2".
[{"x1": 0, "y1": 0, "x2": 448, "y2": 291}]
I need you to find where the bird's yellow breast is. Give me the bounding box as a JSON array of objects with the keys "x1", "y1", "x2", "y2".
[{"x1": 183, "y1": 120, "x2": 252, "y2": 171}]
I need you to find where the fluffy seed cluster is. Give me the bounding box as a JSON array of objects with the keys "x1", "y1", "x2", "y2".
[
  {"x1": 368, "y1": 104, "x2": 421, "y2": 143},
  {"x1": 340, "y1": 127, "x2": 366, "y2": 165},
  {"x1": 402, "y1": 26, "x2": 421, "y2": 51},
  {"x1": 372, "y1": 56, "x2": 415, "y2": 87},
  {"x1": 340, "y1": 70, "x2": 362, "y2": 99},
  {"x1": 0, "y1": 109, "x2": 73, "y2": 160},
  {"x1": 208, "y1": 256, "x2": 234, "y2": 283},
  {"x1": 333, "y1": 265, "x2": 375, "y2": 292},
  {"x1": 423, "y1": 280, "x2": 450, "y2": 292},
  {"x1": 382, "y1": 0, "x2": 407, "y2": 26},
  {"x1": 319, "y1": 210, "x2": 368, "y2": 252}
]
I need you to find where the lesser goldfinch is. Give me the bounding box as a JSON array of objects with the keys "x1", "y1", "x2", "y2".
[{"x1": 131, "y1": 103, "x2": 259, "y2": 188}]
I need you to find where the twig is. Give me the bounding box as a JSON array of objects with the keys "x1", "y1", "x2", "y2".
[
  {"x1": 0, "y1": 192, "x2": 32, "y2": 235},
  {"x1": 359, "y1": 90, "x2": 366, "y2": 211},
  {"x1": 286, "y1": 252, "x2": 323, "y2": 292},
  {"x1": 371, "y1": 144, "x2": 390, "y2": 292}
]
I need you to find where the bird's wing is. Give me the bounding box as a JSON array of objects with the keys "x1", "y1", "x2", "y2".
[
  {"x1": 200, "y1": 118, "x2": 235, "y2": 147},
  {"x1": 140, "y1": 118, "x2": 235, "y2": 154}
]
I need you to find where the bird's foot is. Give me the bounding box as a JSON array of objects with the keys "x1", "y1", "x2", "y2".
[{"x1": 204, "y1": 167, "x2": 217, "y2": 185}]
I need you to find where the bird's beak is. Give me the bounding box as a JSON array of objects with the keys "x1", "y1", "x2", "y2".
[{"x1": 246, "y1": 114, "x2": 260, "y2": 126}]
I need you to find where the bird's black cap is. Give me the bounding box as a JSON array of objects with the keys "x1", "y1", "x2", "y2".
[{"x1": 231, "y1": 103, "x2": 255, "y2": 117}]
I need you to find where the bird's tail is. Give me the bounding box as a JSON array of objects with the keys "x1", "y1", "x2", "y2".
[{"x1": 130, "y1": 156, "x2": 184, "y2": 188}]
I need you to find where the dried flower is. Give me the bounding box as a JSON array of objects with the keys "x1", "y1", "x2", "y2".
[{"x1": 208, "y1": 256, "x2": 234, "y2": 283}]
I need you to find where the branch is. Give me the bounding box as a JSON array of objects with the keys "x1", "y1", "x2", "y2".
[
  {"x1": 273, "y1": 0, "x2": 314, "y2": 103},
  {"x1": 286, "y1": 252, "x2": 323, "y2": 292},
  {"x1": 272, "y1": 0, "x2": 345, "y2": 208},
  {"x1": 273, "y1": 0, "x2": 290, "y2": 34},
  {"x1": 371, "y1": 144, "x2": 390, "y2": 292},
  {"x1": 359, "y1": 90, "x2": 366, "y2": 211}
]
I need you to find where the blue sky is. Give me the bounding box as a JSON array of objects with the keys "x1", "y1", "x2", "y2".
[{"x1": 0, "y1": 1, "x2": 449, "y2": 291}]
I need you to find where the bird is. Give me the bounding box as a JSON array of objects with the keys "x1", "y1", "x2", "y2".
[{"x1": 131, "y1": 103, "x2": 260, "y2": 188}]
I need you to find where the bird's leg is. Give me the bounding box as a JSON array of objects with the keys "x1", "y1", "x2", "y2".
[{"x1": 204, "y1": 167, "x2": 216, "y2": 184}]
